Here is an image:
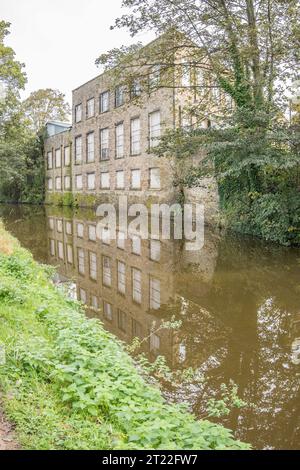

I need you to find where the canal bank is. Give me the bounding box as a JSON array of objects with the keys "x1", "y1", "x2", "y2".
[{"x1": 0, "y1": 221, "x2": 248, "y2": 450}]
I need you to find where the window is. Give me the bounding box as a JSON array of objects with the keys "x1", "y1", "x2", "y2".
[
  {"x1": 75, "y1": 174, "x2": 83, "y2": 190},
  {"x1": 65, "y1": 221, "x2": 72, "y2": 235},
  {"x1": 77, "y1": 248, "x2": 85, "y2": 275},
  {"x1": 64, "y1": 146, "x2": 70, "y2": 166},
  {"x1": 47, "y1": 151, "x2": 53, "y2": 169},
  {"x1": 64, "y1": 175, "x2": 71, "y2": 190},
  {"x1": 115, "y1": 122, "x2": 124, "y2": 158},
  {"x1": 115, "y1": 86, "x2": 125, "y2": 107},
  {"x1": 100, "y1": 172, "x2": 110, "y2": 189},
  {"x1": 87, "y1": 172, "x2": 95, "y2": 190},
  {"x1": 150, "y1": 239, "x2": 160, "y2": 261},
  {"x1": 66, "y1": 244, "x2": 73, "y2": 264},
  {"x1": 181, "y1": 62, "x2": 190, "y2": 87},
  {"x1": 149, "y1": 111, "x2": 161, "y2": 147},
  {"x1": 117, "y1": 231, "x2": 125, "y2": 249},
  {"x1": 87, "y1": 132, "x2": 95, "y2": 162},
  {"x1": 89, "y1": 251, "x2": 97, "y2": 280},
  {"x1": 91, "y1": 295, "x2": 98, "y2": 310},
  {"x1": 150, "y1": 333, "x2": 160, "y2": 352},
  {"x1": 88, "y1": 225, "x2": 96, "y2": 241},
  {"x1": 117, "y1": 261, "x2": 126, "y2": 294},
  {"x1": 47, "y1": 178, "x2": 53, "y2": 190},
  {"x1": 100, "y1": 91, "x2": 109, "y2": 113},
  {"x1": 87, "y1": 98, "x2": 95, "y2": 118},
  {"x1": 48, "y1": 218, "x2": 54, "y2": 230},
  {"x1": 130, "y1": 118, "x2": 140, "y2": 155},
  {"x1": 58, "y1": 241, "x2": 64, "y2": 260},
  {"x1": 132, "y1": 268, "x2": 142, "y2": 303},
  {"x1": 79, "y1": 288, "x2": 87, "y2": 304},
  {"x1": 131, "y1": 169, "x2": 141, "y2": 189},
  {"x1": 102, "y1": 256, "x2": 112, "y2": 287},
  {"x1": 116, "y1": 170, "x2": 125, "y2": 189},
  {"x1": 103, "y1": 301, "x2": 112, "y2": 321},
  {"x1": 149, "y1": 168, "x2": 160, "y2": 189},
  {"x1": 117, "y1": 309, "x2": 127, "y2": 332},
  {"x1": 77, "y1": 223, "x2": 84, "y2": 238},
  {"x1": 75, "y1": 136, "x2": 82, "y2": 163},
  {"x1": 75, "y1": 104, "x2": 82, "y2": 123},
  {"x1": 131, "y1": 79, "x2": 142, "y2": 98},
  {"x1": 150, "y1": 277, "x2": 161, "y2": 310},
  {"x1": 149, "y1": 64, "x2": 161, "y2": 89},
  {"x1": 57, "y1": 219, "x2": 63, "y2": 232},
  {"x1": 55, "y1": 177, "x2": 62, "y2": 190},
  {"x1": 131, "y1": 235, "x2": 141, "y2": 255},
  {"x1": 50, "y1": 239, "x2": 55, "y2": 256},
  {"x1": 100, "y1": 128, "x2": 109, "y2": 160},
  {"x1": 132, "y1": 319, "x2": 142, "y2": 338},
  {"x1": 55, "y1": 148, "x2": 61, "y2": 168},
  {"x1": 101, "y1": 227, "x2": 111, "y2": 245}
]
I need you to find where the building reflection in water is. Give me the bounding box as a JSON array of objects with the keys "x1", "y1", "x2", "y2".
[{"x1": 42, "y1": 207, "x2": 300, "y2": 449}]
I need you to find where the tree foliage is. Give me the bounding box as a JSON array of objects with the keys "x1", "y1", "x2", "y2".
[
  {"x1": 0, "y1": 22, "x2": 69, "y2": 203},
  {"x1": 100, "y1": 0, "x2": 300, "y2": 245},
  {"x1": 23, "y1": 88, "x2": 70, "y2": 133}
]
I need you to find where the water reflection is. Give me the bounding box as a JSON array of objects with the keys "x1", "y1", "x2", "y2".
[{"x1": 0, "y1": 204, "x2": 299, "y2": 450}]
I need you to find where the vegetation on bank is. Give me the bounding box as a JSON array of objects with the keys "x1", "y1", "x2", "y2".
[{"x1": 0, "y1": 223, "x2": 249, "y2": 450}]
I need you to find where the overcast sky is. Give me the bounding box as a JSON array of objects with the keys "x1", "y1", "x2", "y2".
[{"x1": 1, "y1": 0, "x2": 154, "y2": 106}]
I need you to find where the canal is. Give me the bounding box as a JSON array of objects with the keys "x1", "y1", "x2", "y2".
[{"x1": 0, "y1": 203, "x2": 299, "y2": 449}]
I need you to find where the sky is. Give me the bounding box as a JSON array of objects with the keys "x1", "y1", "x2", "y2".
[{"x1": 1, "y1": 0, "x2": 154, "y2": 106}]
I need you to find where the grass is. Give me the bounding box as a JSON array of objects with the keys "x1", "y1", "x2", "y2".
[{"x1": 0, "y1": 221, "x2": 250, "y2": 450}]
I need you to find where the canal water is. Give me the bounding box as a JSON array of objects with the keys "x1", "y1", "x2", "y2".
[{"x1": 0, "y1": 203, "x2": 299, "y2": 449}]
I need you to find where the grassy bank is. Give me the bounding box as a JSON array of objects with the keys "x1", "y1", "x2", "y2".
[{"x1": 0, "y1": 222, "x2": 249, "y2": 450}]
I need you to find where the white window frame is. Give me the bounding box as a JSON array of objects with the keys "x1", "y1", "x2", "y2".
[
  {"x1": 64, "y1": 146, "x2": 70, "y2": 166},
  {"x1": 102, "y1": 256, "x2": 112, "y2": 287},
  {"x1": 87, "y1": 172, "x2": 96, "y2": 190},
  {"x1": 132, "y1": 268, "x2": 142, "y2": 304},
  {"x1": 115, "y1": 122, "x2": 124, "y2": 158},
  {"x1": 100, "y1": 128, "x2": 109, "y2": 160},
  {"x1": 75, "y1": 103, "x2": 82, "y2": 123},
  {"x1": 77, "y1": 248, "x2": 85, "y2": 275},
  {"x1": 150, "y1": 277, "x2": 161, "y2": 310},
  {"x1": 47, "y1": 151, "x2": 53, "y2": 169},
  {"x1": 64, "y1": 175, "x2": 71, "y2": 190},
  {"x1": 87, "y1": 132, "x2": 95, "y2": 162},
  {"x1": 117, "y1": 261, "x2": 126, "y2": 294},
  {"x1": 131, "y1": 169, "x2": 141, "y2": 189},
  {"x1": 149, "y1": 167, "x2": 161, "y2": 189},
  {"x1": 87, "y1": 97, "x2": 95, "y2": 118},
  {"x1": 75, "y1": 174, "x2": 83, "y2": 190},
  {"x1": 130, "y1": 117, "x2": 141, "y2": 155},
  {"x1": 55, "y1": 176, "x2": 62, "y2": 190},
  {"x1": 75, "y1": 136, "x2": 82, "y2": 164},
  {"x1": 116, "y1": 170, "x2": 125, "y2": 189},
  {"x1": 55, "y1": 148, "x2": 61, "y2": 168},
  {"x1": 47, "y1": 178, "x2": 53, "y2": 190},
  {"x1": 89, "y1": 251, "x2": 97, "y2": 280},
  {"x1": 149, "y1": 111, "x2": 161, "y2": 148},
  {"x1": 100, "y1": 172, "x2": 110, "y2": 189},
  {"x1": 100, "y1": 91, "x2": 109, "y2": 113}
]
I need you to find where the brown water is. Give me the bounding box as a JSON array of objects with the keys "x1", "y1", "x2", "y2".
[{"x1": 0, "y1": 203, "x2": 300, "y2": 450}]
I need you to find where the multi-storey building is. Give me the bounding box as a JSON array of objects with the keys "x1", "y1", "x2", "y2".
[{"x1": 44, "y1": 34, "x2": 220, "y2": 222}]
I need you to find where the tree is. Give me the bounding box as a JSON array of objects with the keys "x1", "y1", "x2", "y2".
[
  {"x1": 23, "y1": 88, "x2": 70, "y2": 133},
  {"x1": 98, "y1": 0, "x2": 299, "y2": 113},
  {"x1": 96, "y1": 0, "x2": 300, "y2": 245},
  {"x1": 0, "y1": 20, "x2": 26, "y2": 136}
]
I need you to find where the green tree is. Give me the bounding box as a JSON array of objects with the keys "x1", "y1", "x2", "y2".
[
  {"x1": 97, "y1": 0, "x2": 300, "y2": 245},
  {"x1": 23, "y1": 88, "x2": 70, "y2": 133}
]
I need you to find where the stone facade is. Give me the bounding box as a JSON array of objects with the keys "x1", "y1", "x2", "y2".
[{"x1": 44, "y1": 35, "x2": 219, "y2": 224}]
